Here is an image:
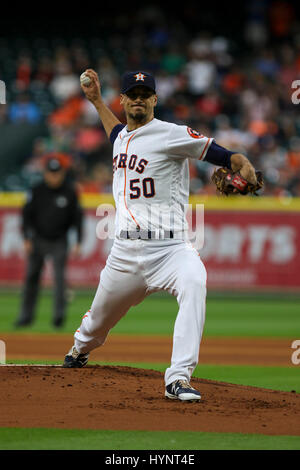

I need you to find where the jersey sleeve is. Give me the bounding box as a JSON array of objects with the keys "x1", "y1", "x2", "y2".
[
  {"x1": 110, "y1": 123, "x2": 126, "y2": 144},
  {"x1": 166, "y1": 124, "x2": 213, "y2": 161},
  {"x1": 203, "y1": 141, "x2": 234, "y2": 169}
]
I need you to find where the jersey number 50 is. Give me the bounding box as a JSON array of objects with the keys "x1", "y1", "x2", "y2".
[{"x1": 129, "y1": 178, "x2": 155, "y2": 199}]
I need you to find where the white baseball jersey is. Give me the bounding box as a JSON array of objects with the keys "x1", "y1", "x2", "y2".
[
  {"x1": 112, "y1": 118, "x2": 212, "y2": 238},
  {"x1": 73, "y1": 118, "x2": 210, "y2": 387}
]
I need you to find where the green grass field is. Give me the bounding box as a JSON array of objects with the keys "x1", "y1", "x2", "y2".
[
  {"x1": 1, "y1": 289, "x2": 300, "y2": 337},
  {"x1": 0, "y1": 428, "x2": 299, "y2": 450},
  {"x1": 1, "y1": 289, "x2": 300, "y2": 450}
]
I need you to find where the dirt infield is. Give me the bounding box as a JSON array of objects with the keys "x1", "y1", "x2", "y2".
[
  {"x1": 0, "y1": 365, "x2": 300, "y2": 436},
  {"x1": 0, "y1": 334, "x2": 299, "y2": 436},
  {"x1": 0, "y1": 333, "x2": 295, "y2": 366}
]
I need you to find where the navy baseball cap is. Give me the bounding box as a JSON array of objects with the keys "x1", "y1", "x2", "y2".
[{"x1": 121, "y1": 71, "x2": 156, "y2": 94}]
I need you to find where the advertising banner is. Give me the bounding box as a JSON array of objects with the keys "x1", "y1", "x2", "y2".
[
  {"x1": 0, "y1": 195, "x2": 299, "y2": 290},
  {"x1": 199, "y1": 211, "x2": 300, "y2": 289}
]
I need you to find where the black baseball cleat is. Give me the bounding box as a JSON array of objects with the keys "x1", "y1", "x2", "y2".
[
  {"x1": 14, "y1": 318, "x2": 33, "y2": 328},
  {"x1": 53, "y1": 317, "x2": 64, "y2": 328},
  {"x1": 165, "y1": 379, "x2": 201, "y2": 402},
  {"x1": 62, "y1": 346, "x2": 89, "y2": 368}
]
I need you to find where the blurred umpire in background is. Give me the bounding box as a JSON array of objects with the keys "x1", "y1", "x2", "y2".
[{"x1": 15, "y1": 155, "x2": 83, "y2": 328}]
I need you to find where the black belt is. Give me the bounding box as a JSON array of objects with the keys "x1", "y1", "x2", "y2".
[{"x1": 119, "y1": 229, "x2": 174, "y2": 240}]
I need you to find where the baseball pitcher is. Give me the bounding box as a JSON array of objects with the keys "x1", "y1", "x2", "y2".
[{"x1": 62, "y1": 69, "x2": 262, "y2": 401}]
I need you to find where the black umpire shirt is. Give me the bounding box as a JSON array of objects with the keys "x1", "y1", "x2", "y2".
[{"x1": 22, "y1": 179, "x2": 83, "y2": 243}]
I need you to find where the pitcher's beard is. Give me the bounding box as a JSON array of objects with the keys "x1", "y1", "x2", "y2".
[{"x1": 128, "y1": 110, "x2": 147, "y2": 124}]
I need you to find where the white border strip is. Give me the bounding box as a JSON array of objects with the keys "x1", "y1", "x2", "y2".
[{"x1": 0, "y1": 340, "x2": 5, "y2": 364}]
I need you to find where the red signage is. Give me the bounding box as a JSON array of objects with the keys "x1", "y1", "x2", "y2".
[
  {"x1": 0, "y1": 207, "x2": 299, "y2": 290},
  {"x1": 200, "y1": 211, "x2": 300, "y2": 289}
]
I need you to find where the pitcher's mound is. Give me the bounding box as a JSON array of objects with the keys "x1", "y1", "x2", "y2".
[{"x1": 0, "y1": 365, "x2": 299, "y2": 436}]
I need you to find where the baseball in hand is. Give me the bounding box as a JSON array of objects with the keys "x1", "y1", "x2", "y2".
[{"x1": 80, "y1": 72, "x2": 92, "y2": 86}]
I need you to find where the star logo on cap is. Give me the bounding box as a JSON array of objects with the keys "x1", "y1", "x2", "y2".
[{"x1": 134, "y1": 73, "x2": 146, "y2": 82}]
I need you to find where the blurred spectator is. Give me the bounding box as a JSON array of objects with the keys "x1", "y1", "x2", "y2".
[
  {"x1": 50, "y1": 59, "x2": 81, "y2": 104},
  {"x1": 72, "y1": 46, "x2": 91, "y2": 75},
  {"x1": 49, "y1": 95, "x2": 84, "y2": 128},
  {"x1": 277, "y1": 44, "x2": 298, "y2": 87},
  {"x1": 74, "y1": 126, "x2": 107, "y2": 169},
  {"x1": 96, "y1": 57, "x2": 119, "y2": 102},
  {"x1": 160, "y1": 44, "x2": 186, "y2": 75},
  {"x1": 195, "y1": 90, "x2": 222, "y2": 118},
  {"x1": 78, "y1": 163, "x2": 112, "y2": 193},
  {"x1": 1, "y1": 4, "x2": 300, "y2": 196},
  {"x1": 221, "y1": 65, "x2": 245, "y2": 96},
  {"x1": 269, "y1": 0, "x2": 295, "y2": 38},
  {"x1": 214, "y1": 115, "x2": 257, "y2": 151},
  {"x1": 9, "y1": 93, "x2": 41, "y2": 123},
  {"x1": 80, "y1": 99, "x2": 102, "y2": 126},
  {"x1": 254, "y1": 48, "x2": 280, "y2": 78},
  {"x1": 240, "y1": 81, "x2": 277, "y2": 122},
  {"x1": 147, "y1": 21, "x2": 169, "y2": 49},
  {"x1": 34, "y1": 56, "x2": 54, "y2": 85},
  {"x1": 16, "y1": 54, "x2": 32, "y2": 89},
  {"x1": 259, "y1": 136, "x2": 288, "y2": 172},
  {"x1": 211, "y1": 37, "x2": 233, "y2": 71},
  {"x1": 185, "y1": 49, "x2": 216, "y2": 96},
  {"x1": 155, "y1": 70, "x2": 178, "y2": 104},
  {"x1": 287, "y1": 136, "x2": 300, "y2": 169}
]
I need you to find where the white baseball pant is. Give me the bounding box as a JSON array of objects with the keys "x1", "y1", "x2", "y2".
[{"x1": 74, "y1": 237, "x2": 207, "y2": 385}]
